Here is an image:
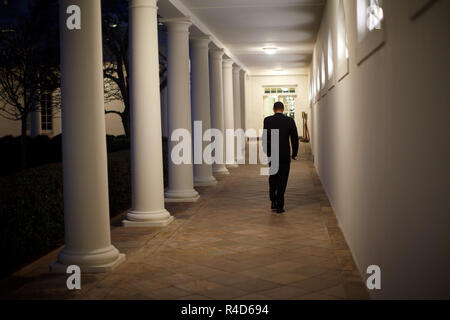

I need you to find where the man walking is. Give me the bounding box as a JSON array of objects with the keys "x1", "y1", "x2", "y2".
[{"x1": 263, "y1": 102, "x2": 299, "y2": 214}]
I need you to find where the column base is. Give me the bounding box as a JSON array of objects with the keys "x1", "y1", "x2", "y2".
[
  {"x1": 227, "y1": 164, "x2": 239, "y2": 169},
  {"x1": 213, "y1": 166, "x2": 230, "y2": 175},
  {"x1": 50, "y1": 246, "x2": 125, "y2": 273},
  {"x1": 123, "y1": 209, "x2": 174, "y2": 227},
  {"x1": 194, "y1": 176, "x2": 218, "y2": 187},
  {"x1": 165, "y1": 189, "x2": 200, "y2": 203}
]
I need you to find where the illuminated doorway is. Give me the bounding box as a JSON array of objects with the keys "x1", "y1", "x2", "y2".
[{"x1": 263, "y1": 87, "x2": 296, "y2": 119}]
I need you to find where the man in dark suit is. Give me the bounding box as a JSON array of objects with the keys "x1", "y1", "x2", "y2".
[{"x1": 263, "y1": 102, "x2": 299, "y2": 214}]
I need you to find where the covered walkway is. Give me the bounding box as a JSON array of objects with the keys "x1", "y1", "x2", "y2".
[{"x1": 1, "y1": 144, "x2": 368, "y2": 300}]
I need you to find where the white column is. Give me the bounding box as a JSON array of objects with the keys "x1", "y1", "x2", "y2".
[
  {"x1": 222, "y1": 58, "x2": 237, "y2": 168},
  {"x1": 232, "y1": 64, "x2": 244, "y2": 164},
  {"x1": 209, "y1": 49, "x2": 229, "y2": 176},
  {"x1": 123, "y1": 0, "x2": 173, "y2": 227},
  {"x1": 240, "y1": 70, "x2": 247, "y2": 132},
  {"x1": 190, "y1": 36, "x2": 217, "y2": 187},
  {"x1": 162, "y1": 17, "x2": 199, "y2": 203},
  {"x1": 52, "y1": 0, "x2": 124, "y2": 272}
]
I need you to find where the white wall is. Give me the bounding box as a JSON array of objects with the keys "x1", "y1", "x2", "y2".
[
  {"x1": 245, "y1": 74, "x2": 310, "y2": 137},
  {"x1": 105, "y1": 100, "x2": 126, "y2": 136},
  {"x1": 0, "y1": 99, "x2": 126, "y2": 138},
  {"x1": 311, "y1": 0, "x2": 450, "y2": 299}
]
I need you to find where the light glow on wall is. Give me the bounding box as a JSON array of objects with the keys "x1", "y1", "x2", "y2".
[
  {"x1": 316, "y1": 58, "x2": 320, "y2": 94},
  {"x1": 321, "y1": 51, "x2": 326, "y2": 89},
  {"x1": 263, "y1": 47, "x2": 278, "y2": 55},
  {"x1": 337, "y1": 0, "x2": 349, "y2": 62},
  {"x1": 327, "y1": 31, "x2": 334, "y2": 80}
]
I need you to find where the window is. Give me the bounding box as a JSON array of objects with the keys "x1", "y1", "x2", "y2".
[
  {"x1": 320, "y1": 49, "x2": 326, "y2": 94},
  {"x1": 337, "y1": 0, "x2": 349, "y2": 81},
  {"x1": 40, "y1": 92, "x2": 53, "y2": 131},
  {"x1": 263, "y1": 87, "x2": 297, "y2": 118},
  {"x1": 315, "y1": 53, "x2": 320, "y2": 100},
  {"x1": 327, "y1": 30, "x2": 335, "y2": 90},
  {"x1": 356, "y1": 0, "x2": 385, "y2": 64}
]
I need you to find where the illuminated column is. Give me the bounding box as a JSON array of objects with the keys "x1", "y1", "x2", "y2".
[
  {"x1": 123, "y1": 0, "x2": 173, "y2": 227},
  {"x1": 240, "y1": 69, "x2": 247, "y2": 132},
  {"x1": 222, "y1": 58, "x2": 237, "y2": 168},
  {"x1": 232, "y1": 64, "x2": 244, "y2": 164},
  {"x1": 209, "y1": 49, "x2": 229, "y2": 175},
  {"x1": 190, "y1": 36, "x2": 217, "y2": 187},
  {"x1": 162, "y1": 17, "x2": 200, "y2": 202},
  {"x1": 52, "y1": 0, "x2": 124, "y2": 271}
]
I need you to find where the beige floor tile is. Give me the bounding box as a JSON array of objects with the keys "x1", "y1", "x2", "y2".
[
  {"x1": 290, "y1": 277, "x2": 342, "y2": 292},
  {"x1": 147, "y1": 286, "x2": 192, "y2": 300},
  {"x1": 233, "y1": 294, "x2": 272, "y2": 300},
  {"x1": 259, "y1": 272, "x2": 310, "y2": 285},
  {"x1": 174, "y1": 279, "x2": 223, "y2": 294},
  {"x1": 293, "y1": 292, "x2": 338, "y2": 300},
  {"x1": 201, "y1": 286, "x2": 249, "y2": 300},
  {"x1": 259, "y1": 286, "x2": 310, "y2": 300},
  {"x1": 2, "y1": 143, "x2": 368, "y2": 301},
  {"x1": 229, "y1": 278, "x2": 280, "y2": 293}
]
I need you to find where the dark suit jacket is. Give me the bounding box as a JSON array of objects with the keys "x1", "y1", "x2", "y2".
[{"x1": 263, "y1": 113, "x2": 299, "y2": 164}]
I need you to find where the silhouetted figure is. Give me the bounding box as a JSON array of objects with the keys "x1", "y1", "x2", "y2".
[{"x1": 263, "y1": 102, "x2": 299, "y2": 214}]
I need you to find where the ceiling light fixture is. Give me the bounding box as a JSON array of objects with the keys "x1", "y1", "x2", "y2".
[{"x1": 263, "y1": 47, "x2": 278, "y2": 55}]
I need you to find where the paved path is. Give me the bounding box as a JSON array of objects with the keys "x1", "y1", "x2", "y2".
[{"x1": 1, "y1": 143, "x2": 369, "y2": 300}]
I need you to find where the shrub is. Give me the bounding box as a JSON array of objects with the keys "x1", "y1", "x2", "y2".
[
  {"x1": 0, "y1": 134, "x2": 131, "y2": 177},
  {"x1": 0, "y1": 163, "x2": 65, "y2": 278},
  {"x1": 0, "y1": 136, "x2": 168, "y2": 278},
  {"x1": 0, "y1": 150, "x2": 131, "y2": 278}
]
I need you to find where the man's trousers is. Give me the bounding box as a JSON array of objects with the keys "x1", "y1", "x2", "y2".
[{"x1": 269, "y1": 162, "x2": 291, "y2": 210}]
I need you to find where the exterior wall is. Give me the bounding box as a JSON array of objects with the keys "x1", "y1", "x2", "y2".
[
  {"x1": 0, "y1": 117, "x2": 21, "y2": 138},
  {"x1": 245, "y1": 74, "x2": 310, "y2": 138},
  {"x1": 311, "y1": 0, "x2": 450, "y2": 299},
  {"x1": 0, "y1": 99, "x2": 126, "y2": 138},
  {"x1": 105, "y1": 99, "x2": 126, "y2": 136}
]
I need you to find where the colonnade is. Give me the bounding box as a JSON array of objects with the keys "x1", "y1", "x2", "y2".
[{"x1": 54, "y1": 0, "x2": 246, "y2": 271}]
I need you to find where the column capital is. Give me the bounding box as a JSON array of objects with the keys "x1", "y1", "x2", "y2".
[
  {"x1": 160, "y1": 17, "x2": 192, "y2": 32},
  {"x1": 190, "y1": 35, "x2": 211, "y2": 47},
  {"x1": 210, "y1": 48, "x2": 224, "y2": 60},
  {"x1": 233, "y1": 64, "x2": 241, "y2": 73},
  {"x1": 223, "y1": 58, "x2": 234, "y2": 68},
  {"x1": 129, "y1": 0, "x2": 158, "y2": 9}
]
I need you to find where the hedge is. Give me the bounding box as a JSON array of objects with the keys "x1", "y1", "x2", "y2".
[
  {"x1": 0, "y1": 134, "x2": 130, "y2": 177},
  {"x1": 0, "y1": 134, "x2": 169, "y2": 278}
]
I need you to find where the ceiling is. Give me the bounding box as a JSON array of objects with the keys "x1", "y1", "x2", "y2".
[{"x1": 178, "y1": 0, "x2": 326, "y2": 75}]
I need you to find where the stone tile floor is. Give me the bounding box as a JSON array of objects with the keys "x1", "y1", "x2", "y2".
[{"x1": 0, "y1": 143, "x2": 370, "y2": 300}]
